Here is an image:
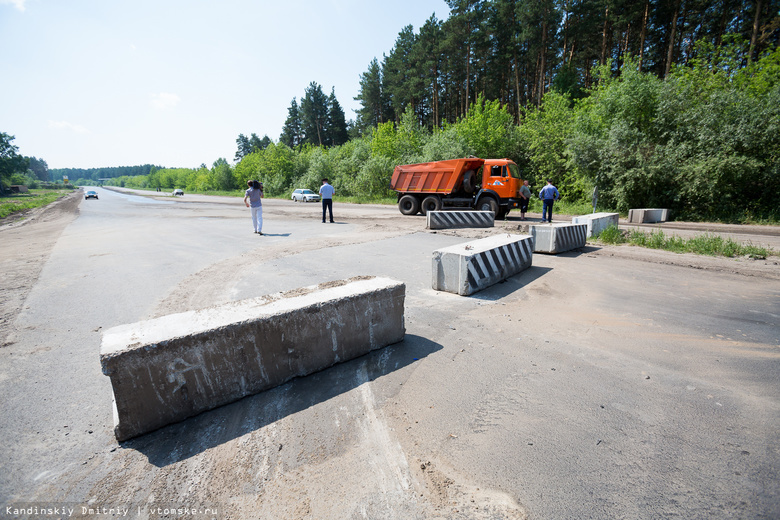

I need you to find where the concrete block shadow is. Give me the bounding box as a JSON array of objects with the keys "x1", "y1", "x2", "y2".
[
  {"x1": 121, "y1": 334, "x2": 442, "y2": 467},
  {"x1": 470, "y1": 265, "x2": 554, "y2": 301}
]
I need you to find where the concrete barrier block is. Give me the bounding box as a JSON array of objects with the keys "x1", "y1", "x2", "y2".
[
  {"x1": 100, "y1": 276, "x2": 406, "y2": 441},
  {"x1": 432, "y1": 234, "x2": 533, "y2": 296},
  {"x1": 628, "y1": 208, "x2": 669, "y2": 223},
  {"x1": 572, "y1": 212, "x2": 619, "y2": 238},
  {"x1": 427, "y1": 210, "x2": 494, "y2": 230},
  {"x1": 530, "y1": 223, "x2": 588, "y2": 254}
]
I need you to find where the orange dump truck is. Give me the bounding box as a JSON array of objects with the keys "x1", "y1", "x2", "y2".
[{"x1": 389, "y1": 157, "x2": 524, "y2": 219}]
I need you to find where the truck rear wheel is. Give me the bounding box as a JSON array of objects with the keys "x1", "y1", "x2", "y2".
[
  {"x1": 462, "y1": 169, "x2": 476, "y2": 194},
  {"x1": 398, "y1": 195, "x2": 420, "y2": 215},
  {"x1": 420, "y1": 195, "x2": 442, "y2": 216},
  {"x1": 477, "y1": 197, "x2": 499, "y2": 215}
]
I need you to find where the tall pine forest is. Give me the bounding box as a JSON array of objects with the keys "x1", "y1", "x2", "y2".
[{"x1": 98, "y1": 0, "x2": 779, "y2": 222}]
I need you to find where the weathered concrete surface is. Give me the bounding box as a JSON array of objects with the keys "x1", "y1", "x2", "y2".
[
  {"x1": 100, "y1": 276, "x2": 406, "y2": 441},
  {"x1": 530, "y1": 223, "x2": 587, "y2": 254},
  {"x1": 427, "y1": 210, "x2": 494, "y2": 230},
  {"x1": 432, "y1": 234, "x2": 533, "y2": 296},
  {"x1": 572, "y1": 212, "x2": 619, "y2": 238},
  {"x1": 628, "y1": 208, "x2": 670, "y2": 223}
]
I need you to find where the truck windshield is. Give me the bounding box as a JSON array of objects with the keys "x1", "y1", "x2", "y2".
[{"x1": 508, "y1": 164, "x2": 521, "y2": 179}]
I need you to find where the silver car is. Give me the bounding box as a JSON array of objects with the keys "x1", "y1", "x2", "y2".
[{"x1": 291, "y1": 189, "x2": 320, "y2": 202}]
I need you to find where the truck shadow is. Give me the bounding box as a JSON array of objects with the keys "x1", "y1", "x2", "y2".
[{"x1": 122, "y1": 334, "x2": 442, "y2": 467}]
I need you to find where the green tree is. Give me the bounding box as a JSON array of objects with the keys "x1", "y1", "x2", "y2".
[
  {"x1": 280, "y1": 98, "x2": 303, "y2": 148},
  {"x1": 300, "y1": 82, "x2": 329, "y2": 146},
  {"x1": 212, "y1": 158, "x2": 235, "y2": 191},
  {"x1": 518, "y1": 90, "x2": 584, "y2": 197},
  {"x1": 327, "y1": 88, "x2": 349, "y2": 147},
  {"x1": 452, "y1": 95, "x2": 519, "y2": 159},
  {"x1": 235, "y1": 134, "x2": 252, "y2": 161},
  {"x1": 355, "y1": 58, "x2": 386, "y2": 133},
  {"x1": 250, "y1": 133, "x2": 272, "y2": 151},
  {"x1": 27, "y1": 157, "x2": 50, "y2": 182},
  {"x1": 382, "y1": 26, "x2": 418, "y2": 122},
  {"x1": 0, "y1": 133, "x2": 29, "y2": 192}
]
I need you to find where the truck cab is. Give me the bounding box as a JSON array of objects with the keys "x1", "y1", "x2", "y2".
[{"x1": 477, "y1": 159, "x2": 523, "y2": 218}]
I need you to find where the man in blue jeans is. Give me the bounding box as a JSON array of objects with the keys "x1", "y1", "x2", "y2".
[
  {"x1": 539, "y1": 179, "x2": 560, "y2": 222},
  {"x1": 319, "y1": 178, "x2": 335, "y2": 223}
]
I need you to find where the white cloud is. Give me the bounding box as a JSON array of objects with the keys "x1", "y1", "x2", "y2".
[
  {"x1": 48, "y1": 120, "x2": 89, "y2": 134},
  {"x1": 150, "y1": 92, "x2": 180, "y2": 110},
  {"x1": 0, "y1": 0, "x2": 27, "y2": 12}
]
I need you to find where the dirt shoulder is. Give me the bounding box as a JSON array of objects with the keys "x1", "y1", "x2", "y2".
[{"x1": 0, "y1": 190, "x2": 83, "y2": 346}]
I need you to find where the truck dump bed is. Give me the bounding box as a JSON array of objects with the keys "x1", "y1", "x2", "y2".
[{"x1": 390, "y1": 158, "x2": 484, "y2": 195}]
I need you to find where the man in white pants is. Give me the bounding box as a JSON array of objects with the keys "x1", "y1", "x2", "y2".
[{"x1": 243, "y1": 180, "x2": 264, "y2": 234}]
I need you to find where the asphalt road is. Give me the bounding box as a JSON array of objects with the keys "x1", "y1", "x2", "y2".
[{"x1": 1, "y1": 186, "x2": 778, "y2": 519}]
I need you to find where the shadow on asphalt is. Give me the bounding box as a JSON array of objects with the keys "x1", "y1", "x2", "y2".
[
  {"x1": 122, "y1": 334, "x2": 442, "y2": 467},
  {"x1": 470, "y1": 265, "x2": 554, "y2": 301},
  {"x1": 532, "y1": 245, "x2": 602, "y2": 257}
]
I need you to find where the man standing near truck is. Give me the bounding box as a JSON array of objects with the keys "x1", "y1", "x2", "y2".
[
  {"x1": 319, "y1": 178, "x2": 335, "y2": 223},
  {"x1": 539, "y1": 179, "x2": 560, "y2": 222},
  {"x1": 519, "y1": 180, "x2": 532, "y2": 220}
]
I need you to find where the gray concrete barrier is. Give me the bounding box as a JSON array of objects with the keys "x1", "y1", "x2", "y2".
[
  {"x1": 100, "y1": 276, "x2": 406, "y2": 441},
  {"x1": 530, "y1": 223, "x2": 587, "y2": 254},
  {"x1": 427, "y1": 210, "x2": 494, "y2": 230},
  {"x1": 572, "y1": 212, "x2": 619, "y2": 238},
  {"x1": 628, "y1": 208, "x2": 669, "y2": 223},
  {"x1": 432, "y1": 234, "x2": 533, "y2": 296}
]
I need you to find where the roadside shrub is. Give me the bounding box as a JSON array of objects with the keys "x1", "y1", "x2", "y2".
[{"x1": 595, "y1": 224, "x2": 625, "y2": 243}]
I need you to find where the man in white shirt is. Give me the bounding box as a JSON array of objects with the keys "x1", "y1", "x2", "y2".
[{"x1": 319, "y1": 178, "x2": 335, "y2": 223}]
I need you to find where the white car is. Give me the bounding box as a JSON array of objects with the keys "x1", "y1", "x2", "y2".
[{"x1": 291, "y1": 189, "x2": 320, "y2": 202}]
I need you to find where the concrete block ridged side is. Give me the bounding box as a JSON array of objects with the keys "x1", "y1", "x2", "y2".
[
  {"x1": 432, "y1": 235, "x2": 533, "y2": 296},
  {"x1": 628, "y1": 208, "x2": 669, "y2": 223},
  {"x1": 426, "y1": 211, "x2": 494, "y2": 229},
  {"x1": 100, "y1": 277, "x2": 406, "y2": 441},
  {"x1": 572, "y1": 212, "x2": 619, "y2": 238},
  {"x1": 530, "y1": 224, "x2": 587, "y2": 253}
]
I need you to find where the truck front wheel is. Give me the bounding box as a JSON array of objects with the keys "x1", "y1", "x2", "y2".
[
  {"x1": 398, "y1": 195, "x2": 420, "y2": 215},
  {"x1": 420, "y1": 195, "x2": 442, "y2": 216},
  {"x1": 477, "y1": 197, "x2": 498, "y2": 215}
]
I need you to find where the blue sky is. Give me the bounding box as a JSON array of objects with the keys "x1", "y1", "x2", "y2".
[{"x1": 1, "y1": 0, "x2": 449, "y2": 169}]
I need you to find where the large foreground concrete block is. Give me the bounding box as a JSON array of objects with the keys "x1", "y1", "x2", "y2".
[
  {"x1": 432, "y1": 234, "x2": 533, "y2": 296},
  {"x1": 100, "y1": 277, "x2": 406, "y2": 441},
  {"x1": 530, "y1": 223, "x2": 587, "y2": 253},
  {"x1": 572, "y1": 212, "x2": 619, "y2": 238},
  {"x1": 427, "y1": 210, "x2": 494, "y2": 230},
  {"x1": 628, "y1": 208, "x2": 669, "y2": 223}
]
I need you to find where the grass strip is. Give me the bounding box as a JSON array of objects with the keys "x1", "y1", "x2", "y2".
[
  {"x1": 593, "y1": 225, "x2": 774, "y2": 259},
  {"x1": 0, "y1": 190, "x2": 71, "y2": 219}
]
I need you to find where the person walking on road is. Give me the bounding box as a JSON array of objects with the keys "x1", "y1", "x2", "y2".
[
  {"x1": 319, "y1": 178, "x2": 335, "y2": 223},
  {"x1": 519, "y1": 179, "x2": 532, "y2": 220},
  {"x1": 539, "y1": 179, "x2": 560, "y2": 222},
  {"x1": 243, "y1": 180, "x2": 264, "y2": 234}
]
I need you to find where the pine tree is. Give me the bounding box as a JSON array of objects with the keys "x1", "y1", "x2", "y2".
[
  {"x1": 327, "y1": 88, "x2": 349, "y2": 146},
  {"x1": 299, "y1": 82, "x2": 329, "y2": 146},
  {"x1": 279, "y1": 98, "x2": 303, "y2": 148},
  {"x1": 235, "y1": 134, "x2": 252, "y2": 161},
  {"x1": 355, "y1": 58, "x2": 385, "y2": 133}
]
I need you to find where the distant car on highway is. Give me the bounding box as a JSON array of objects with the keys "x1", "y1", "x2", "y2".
[
  {"x1": 291, "y1": 189, "x2": 320, "y2": 202},
  {"x1": 173, "y1": 189, "x2": 184, "y2": 196},
  {"x1": 85, "y1": 190, "x2": 98, "y2": 200}
]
